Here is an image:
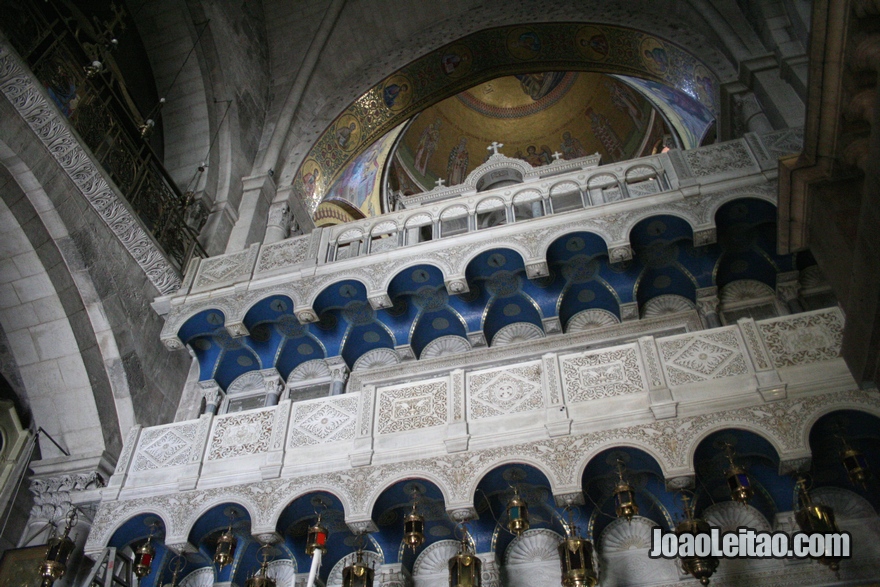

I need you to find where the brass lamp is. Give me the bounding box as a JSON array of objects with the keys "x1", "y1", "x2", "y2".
[
  {"x1": 38, "y1": 510, "x2": 77, "y2": 587},
  {"x1": 306, "y1": 514, "x2": 329, "y2": 556},
  {"x1": 612, "y1": 459, "x2": 638, "y2": 521},
  {"x1": 675, "y1": 495, "x2": 718, "y2": 586},
  {"x1": 840, "y1": 437, "x2": 869, "y2": 488},
  {"x1": 506, "y1": 486, "x2": 529, "y2": 536},
  {"x1": 794, "y1": 478, "x2": 842, "y2": 571},
  {"x1": 448, "y1": 526, "x2": 481, "y2": 587},
  {"x1": 245, "y1": 545, "x2": 277, "y2": 587},
  {"x1": 342, "y1": 548, "x2": 374, "y2": 587},
  {"x1": 557, "y1": 511, "x2": 597, "y2": 587},
  {"x1": 133, "y1": 532, "x2": 157, "y2": 579},
  {"x1": 214, "y1": 522, "x2": 237, "y2": 569},
  {"x1": 403, "y1": 498, "x2": 425, "y2": 552},
  {"x1": 723, "y1": 444, "x2": 753, "y2": 505}
]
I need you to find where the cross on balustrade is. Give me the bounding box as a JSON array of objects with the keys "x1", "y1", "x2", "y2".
[
  {"x1": 487, "y1": 141, "x2": 504, "y2": 155},
  {"x1": 552, "y1": 151, "x2": 563, "y2": 161},
  {"x1": 434, "y1": 177, "x2": 446, "y2": 188}
]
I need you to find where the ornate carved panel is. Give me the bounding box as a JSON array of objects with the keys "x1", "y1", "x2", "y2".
[
  {"x1": 658, "y1": 328, "x2": 749, "y2": 385},
  {"x1": 376, "y1": 378, "x2": 448, "y2": 434},
  {"x1": 288, "y1": 396, "x2": 359, "y2": 448},
  {"x1": 466, "y1": 362, "x2": 544, "y2": 419},
  {"x1": 559, "y1": 345, "x2": 646, "y2": 402},
  {"x1": 757, "y1": 308, "x2": 843, "y2": 367},
  {"x1": 132, "y1": 421, "x2": 204, "y2": 472},
  {"x1": 207, "y1": 408, "x2": 275, "y2": 460},
  {"x1": 256, "y1": 236, "x2": 311, "y2": 273}
]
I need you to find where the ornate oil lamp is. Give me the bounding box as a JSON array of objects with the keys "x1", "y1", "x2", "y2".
[
  {"x1": 342, "y1": 545, "x2": 374, "y2": 587},
  {"x1": 38, "y1": 510, "x2": 77, "y2": 587},
  {"x1": 306, "y1": 513, "x2": 329, "y2": 556},
  {"x1": 214, "y1": 511, "x2": 238, "y2": 569},
  {"x1": 245, "y1": 546, "x2": 277, "y2": 587},
  {"x1": 448, "y1": 525, "x2": 481, "y2": 587},
  {"x1": 839, "y1": 437, "x2": 869, "y2": 488},
  {"x1": 612, "y1": 458, "x2": 639, "y2": 521},
  {"x1": 557, "y1": 509, "x2": 597, "y2": 587},
  {"x1": 723, "y1": 443, "x2": 753, "y2": 505},
  {"x1": 675, "y1": 494, "x2": 718, "y2": 586},
  {"x1": 506, "y1": 485, "x2": 529, "y2": 536},
  {"x1": 133, "y1": 523, "x2": 159, "y2": 580},
  {"x1": 403, "y1": 489, "x2": 425, "y2": 552},
  {"x1": 794, "y1": 477, "x2": 842, "y2": 571}
]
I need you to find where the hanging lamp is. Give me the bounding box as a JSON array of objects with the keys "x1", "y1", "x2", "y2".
[
  {"x1": 557, "y1": 508, "x2": 597, "y2": 587},
  {"x1": 214, "y1": 510, "x2": 238, "y2": 569},
  {"x1": 306, "y1": 513, "x2": 329, "y2": 556},
  {"x1": 342, "y1": 544, "x2": 374, "y2": 587},
  {"x1": 612, "y1": 458, "x2": 639, "y2": 521},
  {"x1": 723, "y1": 443, "x2": 753, "y2": 505},
  {"x1": 133, "y1": 523, "x2": 159, "y2": 580},
  {"x1": 38, "y1": 510, "x2": 78, "y2": 587},
  {"x1": 403, "y1": 490, "x2": 425, "y2": 551},
  {"x1": 794, "y1": 477, "x2": 842, "y2": 571},
  {"x1": 675, "y1": 494, "x2": 718, "y2": 586},
  {"x1": 448, "y1": 525, "x2": 481, "y2": 587},
  {"x1": 245, "y1": 545, "x2": 277, "y2": 587},
  {"x1": 839, "y1": 437, "x2": 869, "y2": 488},
  {"x1": 506, "y1": 485, "x2": 529, "y2": 536}
]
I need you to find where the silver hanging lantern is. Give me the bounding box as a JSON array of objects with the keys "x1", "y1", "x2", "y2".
[
  {"x1": 448, "y1": 526, "x2": 481, "y2": 587},
  {"x1": 675, "y1": 495, "x2": 718, "y2": 586},
  {"x1": 557, "y1": 508, "x2": 597, "y2": 587},
  {"x1": 38, "y1": 510, "x2": 77, "y2": 587}
]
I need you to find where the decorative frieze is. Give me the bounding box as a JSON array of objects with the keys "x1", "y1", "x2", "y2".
[
  {"x1": 207, "y1": 408, "x2": 275, "y2": 460},
  {"x1": 757, "y1": 308, "x2": 843, "y2": 368},
  {"x1": 466, "y1": 362, "x2": 544, "y2": 419},
  {"x1": 560, "y1": 345, "x2": 646, "y2": 402}
]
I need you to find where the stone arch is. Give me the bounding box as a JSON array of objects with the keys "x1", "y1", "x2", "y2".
[
  {"x1": 623, "y1": 209, "x2": 700, "y2": 243},
  {"x1": 363, "y1": 473, "x2": 455, "y2": 525},
  {"x1": 305, "y1": 276, "x2": 374, "y2": 310},
  {"x1": 182, "y1": 497, "x2": 263, "y2": 541},
  {"x1": 0, "y1": 139, "x2": 146, "y2": 457},
  {"x1": 378, "y1": 260, "x2": 452, "y2": 294},
  {"x1": 705, "y1": 190, "x2": 777, "y2": 226},
  {"x1": 461, "y1": 243, "x2": 531, "y2": 275},
  {"x1": 800, "y1": 404, "x2": 880, "y2": 457},
  {"x1": 465, "y1": 457, "x2": 561, "y2": 504},
  {"x1": 267, "y1": 486, "x2": 355, "y2": 532},
  {"x1": 536, "y1": 227, "x2": 613, "y2": 263},
  {"x1": 89, "y1": 508, "x2": 175, "y2": 554},
  {"x1": 685, "y1": 423, "x2": 786, "y2": 474},
  {"x1": 575, "y1": 440, "x2": 673, "y2": 486}
]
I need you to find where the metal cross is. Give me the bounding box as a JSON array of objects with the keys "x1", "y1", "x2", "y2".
[
  {"x1": 552, "y1": 151, "x2": 563, "y2": 161},
  {"x1": 487, "y1": 141, "x2": 504, "y2": 155}
]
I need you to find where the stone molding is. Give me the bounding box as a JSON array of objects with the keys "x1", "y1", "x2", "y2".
[{"x1": 0, "y1": 40, "x2": 181, "y2": 294}]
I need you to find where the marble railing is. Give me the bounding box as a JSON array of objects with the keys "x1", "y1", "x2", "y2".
[
  {"x1": 155, "y1": 128, "x2": 804, "y2": 349},
  {"x1": 109, "y1": 307, "x2": 846, "y2": 502}
]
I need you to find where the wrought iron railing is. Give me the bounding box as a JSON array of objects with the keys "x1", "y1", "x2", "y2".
[{"x1": 0, "y1": 0, "x2": 207, "y2": 270}]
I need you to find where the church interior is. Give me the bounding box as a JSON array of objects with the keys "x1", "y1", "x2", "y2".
[{"x1": 0, "y1": 0, "x2": 878, "y2": 586}]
